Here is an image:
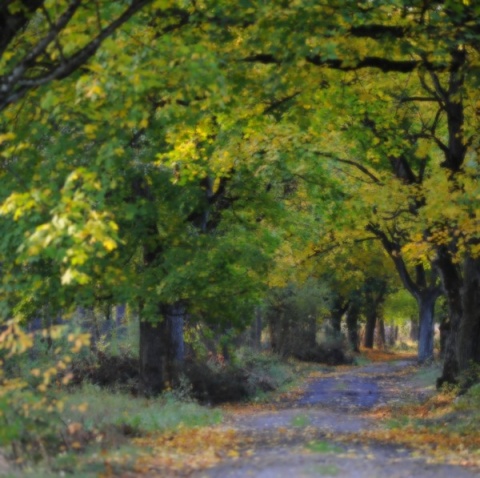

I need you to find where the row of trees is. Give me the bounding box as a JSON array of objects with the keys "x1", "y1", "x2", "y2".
[{"x1": 1, "y1": 0, "x2": 479, "y2": 391}]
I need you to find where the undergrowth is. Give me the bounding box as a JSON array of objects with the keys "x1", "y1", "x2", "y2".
[{"x1": 3, "y1": 385, "x2": 223, "y2": 477}]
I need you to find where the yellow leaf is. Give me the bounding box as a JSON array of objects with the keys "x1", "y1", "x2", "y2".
[
  {"x1": 84, "y1": 124, "x2": 97, "y2": 137},
  {"x1": 0, "y1": 132, "x2": 15, "y2": 144},
  {"x1": 227, "y1": 449, "x2": 239, "y2": 458},
  {"x1": 85, "y1": 83, "x2": 103, "y2": 98},
  {"x1": 102, "y1": 238, "x2": 117, "y2": 252}
]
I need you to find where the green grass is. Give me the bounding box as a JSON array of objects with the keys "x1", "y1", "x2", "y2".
[
  {"x1": 310, "y1": 464, "x2": 340, "y2": 476},
  {"x1": 64, "y1": 384, "x2": 222, "y2": 434},
  {"x1": 410, "y1": 362, "x2": 442, "y2": 389},
  {"x1": 291, "y1": 414, "x2": 310, "y2": 427},
  {"x1": 353, "y1": 354, "x2": 372, "y2": 366},
  {"x1": 5, "y1": 385, "x2": 223, "y2": 477},
  {"x1": 305, "y1": 440, "x2": 343, "y2": 454}
]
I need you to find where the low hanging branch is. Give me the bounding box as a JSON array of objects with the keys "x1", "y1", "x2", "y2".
[{"x1": 0, "y1": 0, "x2": 153, "y2": 111}]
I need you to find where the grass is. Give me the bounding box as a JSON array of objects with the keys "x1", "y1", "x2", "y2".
[
  {"x1": 5, "y1": 348, "x2": 307, "y2": 476},
  {"x1": 306, "y1": 440, "x2": 343, "y2": 454},
  {"x1": 291, "y1": 414, "x2": 310, "y2": 427},
  {"x1": 5, "y1": 385, "x2": 223, "y2": 477},
  {"x1": 64, "y1": 384, "x2": 222, "y2": 434},
  {"x1": 234, "y1": 348, "x2": 314, "y2": 402},
  {"x1": 409, "y1": 362, "x2": 442, "y2": 389},
  {"x1": 353, "y1": 354, "x2": 372, "y2": 366},
  {"x1": 310, "y1": 464, "x2": 340, "y2": 476}
]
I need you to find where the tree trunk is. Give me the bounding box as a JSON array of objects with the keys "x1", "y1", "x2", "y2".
[
  {"x1": 250, "y1": 307, "x2": 262, "y2": 350},
  {"x1": 437, "y1": 251, "x2": 480, "y2": 381},
  {"x1": 346, "y1": 303, "x2": 360, "y2": 352},
  {"x1": 364, "y1": 310, "x2": 376, "y2": 349},
  {"x1": 139, "y1": 302, "x2": 185, "y2": 395},
  {"x1": 417, "y1": 292, "x2": 437, "y2": 363},
  {"x1": 385, "y1": 325, "x2": 397, "y2": 347},
  {"x1": 439, "y1": 316, "x2": 450, "y2": 358},
  {"x1": 375, "y1": 318, "x2": 386, "y2": 349},
  {"x1": 458, "y1": 256, "x2": 480, "y2": 370},
  {"x1": 268, "y1": 307, "x2": 283, "y2": 354},
  {"x1": 329, "y1": 297, "x2": 348, "y2": 338},
  {"x1": 437, "y1": 247, "x2": 463, "y2": 385}
]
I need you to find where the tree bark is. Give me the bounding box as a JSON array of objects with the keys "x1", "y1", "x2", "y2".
[
  {"x1": 436, "y1": 247, "x2": 463, "y2": 385},
  {"x1": 439, "y1": 316, "x2": 450, "y2": 357},
  {"x1": 417, "y1": 292, "x2": 437, "y2": 363},
  {"x1": 458, "y1": 257, "x2": 480, "y2": 370},
  {"x1": 364, "y1": 310, "x2": 376, "y2": 349},
  {"x1": 363, "y1": 283, "x2": 386, "y2": 349},
  {"x1": 139, "y1": 302, "x2": 185, "y2": 395},
  {"x1": 346, "y1": 302, "x2": 360, "y2": 352},
  {"x1": 329, "y1": 297, "x2": 348, "y2": 338},
  {"x1": 375, "y1": 318, "x2": 386, "y2": 349}
]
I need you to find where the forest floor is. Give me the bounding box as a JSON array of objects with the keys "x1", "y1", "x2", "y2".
[{"x1": 127, "y1": 351, "x2": 480, "y2": 478}]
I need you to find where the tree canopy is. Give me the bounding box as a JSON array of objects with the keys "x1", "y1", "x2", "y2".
[{"x1": 1, "y1": 0, "x2": 480, "y2": 390}]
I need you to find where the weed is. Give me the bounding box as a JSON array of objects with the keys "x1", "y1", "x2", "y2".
[
  {"x1": 305, "y1": 440, "x2": 343, "y2": 454},
  {"x1": 353, "y1": 355, "x2": 371, "y2": 366},
  {"x1": 310, "y1": 464, "x2": 340, "y2": 476},
  {"x1": 291, "y1": 414, "x2": 310, "y2": 427}
]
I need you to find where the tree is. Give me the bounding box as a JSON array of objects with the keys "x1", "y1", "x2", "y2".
[
  {"x1": 2, "y1": 0, "x2": 479, "y2": 393},
  {"x1": 222, "y1": 0, "x2": 479, "y2": 374},
  {"x1": 0, "y1": 1, "x2": 293, "y2": 393}
]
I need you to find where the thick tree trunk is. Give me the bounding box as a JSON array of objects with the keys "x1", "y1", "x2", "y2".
[
  {"x1": 437, "y1": 255, "x2": 480, "y2": 383},
  {"x1": 439, "y1": 316, "x2": 450, "y2": 358},
  {"x1": 363, "y1": 311, "x2": 376, "y2": 349},
  {"x1": 139, "y1": 302, "x2": 185, "y2": 395},
  {"x1": 458, "y1": 257, "x2": 480, "y2": 370},
  {"x1": 417, "y1": 292, "x2": 437, "y2": 363},
  {"x1": 346, "y1": 303, "x2": 360, "y2": 352},
  {"x1": 437, "y1": 247, "x2": 463, "y2": 385}
]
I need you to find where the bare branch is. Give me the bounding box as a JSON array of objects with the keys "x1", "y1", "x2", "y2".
[
  {"x1": 399, "y1": 96, "x2": 439, "y2": 103},
  {"x1": 312, "y1": 151, "x2": 382, "y2": 184}
]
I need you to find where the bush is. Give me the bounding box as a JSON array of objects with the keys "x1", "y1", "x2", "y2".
[
  {"x1": 0, "y1": 319, "x2": 90, "y2": 463},
  {"x1": 184, "y1": 348, "x2": 297, "y2": 404}
]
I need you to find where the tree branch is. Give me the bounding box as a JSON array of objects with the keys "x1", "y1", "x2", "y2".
[
  {"x1": 312, "y1": 151, "x2": 382, "y2": 184},
  {"x1": 366, "y1": 223, "x2": 420, "y2": 299},
  {"x1": 0, "y1": 0, "x2": 153, "y2": 111}
]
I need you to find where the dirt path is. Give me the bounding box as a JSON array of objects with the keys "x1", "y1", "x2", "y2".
[{"x1": 191, "y1": 360, "x2": 480, "y2": 478}]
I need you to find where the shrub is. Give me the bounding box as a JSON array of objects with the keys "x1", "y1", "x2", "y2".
[{"x1": 0, "y1": 318, "x2": 90, "y2": 462}]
